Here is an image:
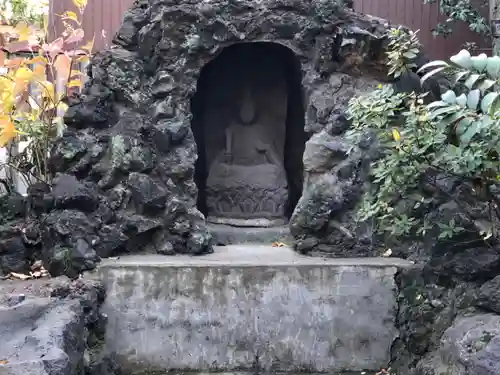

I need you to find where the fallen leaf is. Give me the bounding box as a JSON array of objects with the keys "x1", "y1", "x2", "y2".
[
  {"x1": 31, "y1": 260, "x2": 43, "y2": 270},
  {"x1": 9, "y1": 272, "x2": 31, "y2": 280},
  {"x1": 382, "y1": 248, "x2": 392, "y2": 257},
  {"x1": 272, "y1": 242, "x2": 286, "y2": 247}
]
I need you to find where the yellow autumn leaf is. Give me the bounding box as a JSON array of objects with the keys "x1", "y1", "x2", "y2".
[
  {"x1": 0, "y1": 116, "x2": 17, "y2": 146},
  {"x1": 72, "y1": 0, "x2": 88, "y2": 10},
  {"x1": 42, "y1": 14, "x2": 49, "y2": 35},
  {"x1": 33, "y1": 64, "x2": 47, "y2": 80},
  {"x1": 69, "y1": 69, "x2": 84, "y2": 77},
  {"x1": 12, "y1": 67, "x2": 33, "y2": 95},
  {"x1": 53, "y1": 53, "x2": 71, "y2": 78},
  {"x1": 24, "y1": 56, "x2": 48, "y2": 65},
  {"x1": 67, "y1": 79, "x2": 83, "y2": 88},
  {"x1": 1, "y1": 91, "x2": 15, "y2": 113},
  {"x1": 4, "y1": 57, "x2": 24, "y2": 69},
  {"x1": 57, "y1": 102, "x2": 68, "y2": 113},
  {"x1": 81, "y1": 37, "x2": 94, "y2": 53},
  {"x1": 14, "y1": 21, "x2": 30, "y2": 41},
  {"x1": 76, "y1": 55, "x2": 90, "y2": 64},
  {"x1": 0, "y1": 76, "x2": 11, "y2": 90},
  {"x1": 41, "y1": 81, "x2": 55, "y2": 104},
  {"x1": 59, "y1": 11, "x2": 80, "y2": 24},
  {"x1": 14, "y1": 66, "x2": 34, "y2": 82},
  {"x1": 392, "y1": 128, "x2": 401, "y2": 142},
  {"x1": 27, "y1": 96, "x2": 42, "y2": 111}
]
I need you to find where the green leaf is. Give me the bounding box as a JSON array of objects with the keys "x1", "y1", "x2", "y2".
[
  {"x1": 450, "y1": 49, "x2": 472, "y2": 69},
  {"x1": 454, "y1": 70, "x2": 470, "y2": 84},
  {"x1": 456, "y1": 93, "x2": 467, "y2": 107},
  {"x1": 417, "y1": 60, "x2": 449, "y2": 73},
  {"x1": 427, "y1": 100, "x2": 448, "y2": 109},
  {"x1": 467, "y1": 89, "x2": 480, "y2": 110},
  {"x1": 456, "y1": 116, "x2": 474, "y2": 135},
  {"x1": 481, "y1": 92, "x2": 499, "y2": 113},
  {"x1": 489, "y1": 94, "x2": 500, "y2": 115},
  {"x1": 442, "y1": 111, "x2": 465, "y2": 125},
  {"x1": 460, "y1": 121, "x2": 480, "y2": 144},
  {"x1": 441, "y1": 90, "x2": 457, "y2": 104},
  {"x1": 428, "y1": 105, "x2": 458, "y2": 119},
  {"x1": 421, "y1": 66, "x2": 447, "y2": 84},
  {"x1": 486, "y1": 56, "x2": 500, "y2": 78},
  {"x1": 404, "y1": 52, "x2": 418, "y2": 59},
  {"x1": 464, "y1": 74, "x2": 481, "y2": 89},
  {"x1": 471, "y1": 53, "x2": 488, "y2": 72},
  {"x1": 478, "y1": 79, "x2": 496, "y2": 93}
]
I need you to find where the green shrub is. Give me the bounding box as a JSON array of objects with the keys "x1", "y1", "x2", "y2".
[{"x1": 346, "y1": 28, "x2": 500, "y2": 241}]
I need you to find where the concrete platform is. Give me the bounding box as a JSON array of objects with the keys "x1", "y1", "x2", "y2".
[{"x1": 97, "y1": 245, "x2": 413, "y2": 373}]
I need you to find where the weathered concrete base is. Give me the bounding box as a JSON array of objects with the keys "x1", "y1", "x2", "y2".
[
  {"x1": 208, "y1": 223, "x2": 292, "y2": 245},
  {"x1": 97, "y1": 245, "x2": 412, "y2": 373}
]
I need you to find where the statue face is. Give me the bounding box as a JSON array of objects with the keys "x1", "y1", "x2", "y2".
[{"x1": 237, "y1": 88, "x2": 258, "y2": 125}]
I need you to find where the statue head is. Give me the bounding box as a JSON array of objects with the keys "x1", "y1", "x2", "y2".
[{"x1": 236, "y1": 88, "x2": 258, "y2": 125}]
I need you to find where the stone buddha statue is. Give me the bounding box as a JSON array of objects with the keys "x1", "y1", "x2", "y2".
[{"x1": 205, "y1": 87, "x2": 288, "y2": 227}]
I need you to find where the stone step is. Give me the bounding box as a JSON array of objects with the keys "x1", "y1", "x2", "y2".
[
  {"x1": 96, "y1": 245, "x2": 413, "y2": 373},
  {"x1": 208, "y1": 223, "x2": 293, "y2": 245}
]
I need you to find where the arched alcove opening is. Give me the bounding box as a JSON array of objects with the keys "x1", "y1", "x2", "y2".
[{"x1": 191, "y1": 42, "x2": 307, "y2": 227}]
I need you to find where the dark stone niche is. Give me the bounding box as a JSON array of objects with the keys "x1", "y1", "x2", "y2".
[
  {"x1": 0, "y1": 0, "x2": 394, "y2": 277},
  {"x1": 191, "y1": 42, "x2": 307, "y2": 226}
]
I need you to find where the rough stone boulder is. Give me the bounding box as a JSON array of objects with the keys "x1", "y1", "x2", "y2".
[
  {"x1": 0, "y1": 192, "x2": 33, "y2": 276},
  {"x1": 0, "y1": 277, "x2": 105, "y2": 375},
  {"x1": 414, "y1": 314, "x2": 500, "y2": 375},
  {"x1": 290, "y1": 111, "x2": 381, "y2": 256},
  {"x1": 477, "y1": 275, "x2": 500, "y2": 314}
]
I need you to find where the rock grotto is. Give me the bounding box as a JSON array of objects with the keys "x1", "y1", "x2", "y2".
[
  {"x1": 1, "y1": 0, "x2": 500, "y2": 375},
  {"x1": 0, "y1": 0, "x2": 396, "y2": 277}
]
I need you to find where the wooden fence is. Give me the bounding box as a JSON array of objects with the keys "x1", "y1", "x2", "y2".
[
  {"x1": 49, "y1": 0, "x2": 492, "y2": 59},
  {"x1": 353, "y1": 0, "x2": 491, "y2": 58}
]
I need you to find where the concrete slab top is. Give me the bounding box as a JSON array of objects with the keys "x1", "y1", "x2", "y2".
[{"x1": 98, "y1": 244, "x2": 414, "y2": 268}]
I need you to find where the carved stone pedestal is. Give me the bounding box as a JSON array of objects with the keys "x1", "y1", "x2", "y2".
[{"x1": 205, "y1": 160, "x2": 288, "y2": 227}]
